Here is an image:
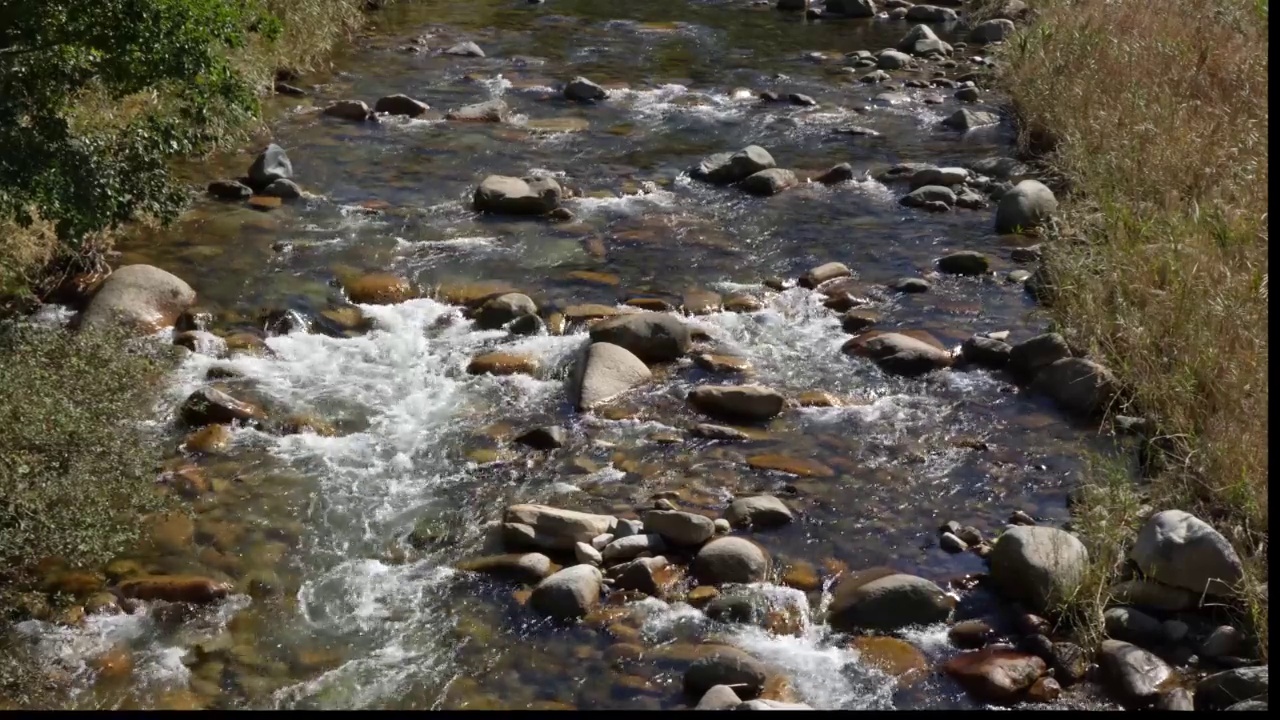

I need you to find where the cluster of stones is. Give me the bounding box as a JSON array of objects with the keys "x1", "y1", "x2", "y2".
[{"x1": 206, "y1": 144, "x2": 303, "y2": 211}]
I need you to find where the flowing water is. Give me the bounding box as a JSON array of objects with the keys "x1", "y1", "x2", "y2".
[{"x1": 19, "y1": 0, "x2": 1125, "y2": 710}]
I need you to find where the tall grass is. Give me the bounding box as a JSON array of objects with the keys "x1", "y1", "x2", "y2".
[{"x1": 990, "y1": 0, "x2": 1268, "y2": 656}]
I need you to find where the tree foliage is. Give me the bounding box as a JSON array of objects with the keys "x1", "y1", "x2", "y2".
[{"x1": 0, "y1": 1, "x2": 275, "y2": 269}]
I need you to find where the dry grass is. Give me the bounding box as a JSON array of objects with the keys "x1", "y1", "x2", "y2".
[{"x1": 990, "y1": 0, "x2": 1269, "y2": 657}]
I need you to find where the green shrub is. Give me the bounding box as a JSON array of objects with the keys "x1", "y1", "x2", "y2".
[{"x1": 0, "y1": 322, "x2": 174, "y2": 582}]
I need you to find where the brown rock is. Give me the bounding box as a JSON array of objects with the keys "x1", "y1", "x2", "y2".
[
  {"x1": 943, "y1": 648, "x2": 1047, "y2": 704},
  {"x1": 694, "y1": 353, "x2": 752, "y2": 374},
  {"x1": 793, "y1": 390, "x2": 843, "y2": 408},
  {"x1": 183, "y1": 424, "x2": 231, "y2": 454},
  {"x1": 852, "y1": 636, "x2": 928, "y2": 687},
  {"x1": 89, "y1": 646, "x2": 134, "y2": 681},
  {"x1": 467, "y1": 352, "x2": 538, "y2": 376},
  {"x1": 345, "y1": 273, "x2": 415, "y2": 305},
  {"x1": 248, "y1": 196, "x2": 282, "y2": 211},
  {"x1": 746, "y1": 454, "x2": 835, "y2": 478},
  {"x1": 118, "y1": 575, "x2": 232, "y2": 604},
  {"x1": 1027, "y1": 676, "x2": 1061, "y2": 703},
  {"x1": 782, "y1": 561, "x2": 822, "y2": 591}
]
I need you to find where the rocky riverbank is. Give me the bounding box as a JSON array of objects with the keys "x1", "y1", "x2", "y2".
[{"x1": 5, "y1": 0, "x2": 1266, "y2": 711}]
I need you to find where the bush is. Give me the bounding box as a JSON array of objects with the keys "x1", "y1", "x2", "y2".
[
  {"x1": 0, "y1": 323, "x2": 174, "y2": 583},
  {"x1": 990, "y1": 0, "x2": 1268, "y2": 657}
]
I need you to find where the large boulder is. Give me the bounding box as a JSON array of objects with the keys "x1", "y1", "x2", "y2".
[
  {"x1": 1196, "y1": 667, "x2": 1269, "y2": 710},
  {"x1": 455, "y1": 553, "x2": 553, "y2": 584},
  {"x1": 472, "y1": 293, "x2": 537, "y2": 330},
  {"x1": 944, "y1": 648, "x2": 1047, "y2": 704},
  {"x1": 740, "y1": 169, "x2": 798, "y2": 197},
  {"x1": 970, "y1": 18, "x2": 1016, "y2": 44},
  {"x1": 179, "y1": 387, "x2": 265, "y2": 427},
  {"x1": 1130, "y1": 510, "x2": 1244, "y2": 597},
  {"x1": 79, "y1": 265, "x2": 196, "y2": 334},
  {"x1": 690, "y1": 146, "x2": 776, "y2": 185},
  {"x1": 692, "y1": 537, "x2": 770, "y2": 585},
  {"x1": 995, "y1": 180, "x2": 1058, "y2": 234},
  {"x1": 906, "y1": 4, "x2": 958, "y2": 22},
  {"x1": 1031, "y1": 357, "x2": 1120, "y2": 417},
  {"x1": 683, "y1": 647, "x2": 770, "y2": 700},
  {"x1": 503, "y1": 505, "x2": 616, "y2": 550},
  {"x1": 988, "y1": 526, "x2": 1088, "y2": 614},
  {"x1": 642, "y1": 510, "x2": 715, "y2": 547},
  {"x1": 897, "y1": 25, "x2": 950, "y2": 56},
  {"x1": 826, "y1": 0, "x2": 876, "y2": 17},
  {"x1": 529, "y1": 564, "x2": 603, "y2": 621},
  {"x1": 247, "y1": 144, "x2": 293, "y2": 191},
  {"x1": 688, "y1": 385, "x2": 786, "y2": 423},
  {"x1": 572, "y1": 341, "x2": 653, "y2": 411},
  {"x1": 828, "y1": 571, "x2": 953, "y2": 632},
  {"x1": 473, "y1": 175, "x2": 563, "y2": 216},
  {"x1": 842, "y1": 332, "x2": 954, "y2": 377},
  {"x1": 1008, "y1": 332, "x2": 1071, "y2": 381},
  {"x1": 564, "y1": 76, "x2": 607, "y2": 102},
  {"x1": 1097, "y1": 640, "x2": 1173, "y2": 708},
  {"x1": 588, "y1": 312, "x2": 691, "y2": 363},
  {"x1": 725, "y1": 496, "x2": 794, "y2": 529}
]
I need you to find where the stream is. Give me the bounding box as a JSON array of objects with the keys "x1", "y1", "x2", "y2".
[{"x1": 19, "y1": 0, "x2": 1124, "y2": 710}]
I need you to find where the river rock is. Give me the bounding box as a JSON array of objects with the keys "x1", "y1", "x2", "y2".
[
  {"x1": 690, "y1": 423, "x2": 752, "y2": 441},
  {"x1": 970, "y1": 19, "x2": 1016, "y2": 44},
  {"x1": 374, "y1": 94, "x2": 430, "y2": 117},
  {"x1": 259, "y1": 178, "x2": 302, "y2": 200},
  {"x1": 467, "y1": 352, "x2": 537, "y2": 376},
  {"x1": 610, "y1": 556, "x2": 669, "y2": 595},
  {"x1": 1200, "y1": 626, "x2": 1247, "y2": 660},
  {"x1": 995, "y1": 180, "x2": 1058, "y2": 233},
  {"x1": 1027, "y1": 677, "x2": 1062, "y2": 703},
  {"x1": 906, "y1": 4, "x2": 958, "y2": 22},
  {"x1": 515, "y1": 426, "x2": 566, "y2": 450},
  {"x1": 814, "y1": 163, "x2": 855, "y2": 185},
  {"x1": 1131, "y1": 510, "x2": 1244, "y2": 597},
  {"x1": 1196, "y1": 667, "x2": 1268, "y2": 710},
  {"x1": 725, "y1": 496, "x2": 793, "y2": 529},
  {"x1": 247, "y1": 143, "x2": 293, "y2": 191},
  {"x1": 642, "y1": 510, "x2": 715, "y2": 546},
  {"x1": 877, "y1": 50, "x2": 913, "y2": 70},
  {"x1": 474, "y1": 175, "x2": 562, "y2": 215},
  {"x1": 1008, "y1": 332, "x2": 1071, "y2": 381},
  {"x1": 688, "y1": 385, "x2": 786, "y2": 422},
  {"x1": 828, "y1": 571, "x2": 953, "y2": 631},
  {"x1": 961, "y1": 335, "x2": 1012, "y2": 369},
  {"x1": 574, "y1": 542, "x2": 603, "y2": 566},
  {"x1": 898, "y1": 25, "x2": 950, "y2": 56},
  {"x1": 843, "y1": 332, "x2": 954, "y2": 377},
  {"x1": 827, "y1": 0, "x2": 876, "y2": 17},
  {"x1": 179, "y1": 387, "x2": 265, "y2": 427},
  {"x1": 696, "y1": 685, "x2": 742, "y2": 710},
  {"x1": 208, "y1": 179, "x2": 252, "y2": 200},
  {"x1": 503, "y1": 504, "x2": 616, "y2": 550},
  {"x1": 943, "y1": 109, "x2": 1000, "y2": 131},
  {"x1": 118, "y1": 575, "x2": 231, "y2": 604},
  {"x1": 456, "y1": 553, "x2": 553, "y2": 584},
  {"x1": 1050, "y1": 641, "x2": 1090, "y2": 686},
  {"x1": 690, "y1": 146, "x2": 776, "y2": 185},
  {"x1": 1109, "y1": 579, "x2": 1197, "y2": 612},
  {"x1": 345, "y1": 273, "x2": 415, "y2": 305},
  {"x1": 601, "y1": 533, "x2": 666, "y2": 563},
  {"x1": 564, "y1": 76, "x2": 607, "y2": 102},
  {"x1": 529, "y1": 565, "x2": 603, "y2": 621},
  {"x1": 473, "y1": 293, "x2": 537, "y2": 330},
  {"x1": 1032, "y1": 357, "x2": 1120, "y2": 417},
  {"x1": 956, "y1": 86, "x2": 979, "y2": 102},
  {"x1": 323, "y1": 100, "x2": 374, "y2": 122},
  {"x1": 79, "y1": 264, "x2": 196, "y2": 333},
  {"x1": 573, "y1": 341, "x2": 652, "y2": 411},
  {"x1": 589, "y1": 312, "x2": 691, "y2": 363},
  {"x1": 852, "y1": 636, "x2": 928, "y2": 687},
  {"x1": 988, "y1": 525, "x2": 1088, "y2": 613},
  {"x1": 910, "y1": 166, "x2": 969, "y2": 188},
  {"x1": 444, "y1": 41, "x2": 485, "y2": 57},
  {"x1": 445, "y1": 99, "x2": 510, "y2": 122},
  {"x1": 1156, "y1": 687, "x2": 1195, "y2": 711},
  {"x1": 1104, "y1": 607, "x2": 1164, "y2": 646},
  {"x1": 901, "y1": 185, "x2": 955, "y2": 208},
  {"x1": 1098, "y1": 639, "x2": 1173, "y2": 708},
  {"x1": 841, "y1": 310, "x2": 878, "y2": 334},
  {"x1": 692, "y1": 537, "x2": 770, "y2": 585},
  {"x1": 944, "y1": 648, "x2": 1047, "y2": 704},
  {"x1": 949, "y1": 619, "x2": 995, "y2": 649},
  {"x1": 740, "y1": 168, "x2": 798, "y2": 197},
  {"x1": 683, "y1": 647, "x2": 769, "y2": 700},
  {"x1": 938, "y1": 251, "x2": 990, "y2": 276}
]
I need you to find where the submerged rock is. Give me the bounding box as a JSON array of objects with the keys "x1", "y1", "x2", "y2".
[
  {"x1": 446, "y1": 99, "x2": 510, "y2": 122},
  {"x1": 688, "y1": 385, "x2": 786, "y2": 423},
  {"x1": 530, "y1": 565, "x2": 603, "y2": 621},
  {"x1": 683, "y1": 647, "x2": 770, "y2": 700},
  {"x1": 118, "y1": 576, "x2": 231, "y2": 604},
  {"x1": 208, "y1": 179, "x2": 252, "y2": 200}
]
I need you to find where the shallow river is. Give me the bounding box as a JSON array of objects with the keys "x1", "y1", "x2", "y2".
[{"x1": 22, "y1": 0, "x2": 1122, "y2": 710}]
